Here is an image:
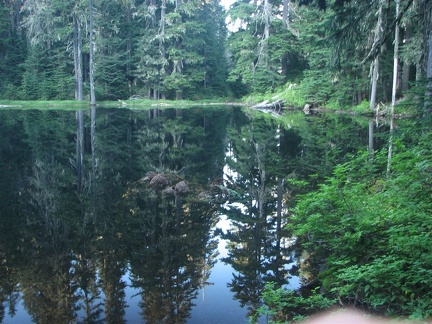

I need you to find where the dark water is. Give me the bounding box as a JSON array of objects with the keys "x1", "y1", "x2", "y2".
[{"x1": 0, "y1": 106, "x2": 380, "y2": 323}]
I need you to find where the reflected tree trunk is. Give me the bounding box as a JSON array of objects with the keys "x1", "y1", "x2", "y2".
[
  {"x1": 368, "y1": 119, "x2": 374, "y2": 153},
  {"x1": 276, "y1": 177, "x2": 283, "y2": 247},
  {"x1": 91, "y1": 107, "x2": 97, "y2": 221},
  {"x1": 76, "y1": 110, "x2": 85, "y2": 190},
  {"x1": 255, "y1": 142, "x2": 266, "y2": 222}
]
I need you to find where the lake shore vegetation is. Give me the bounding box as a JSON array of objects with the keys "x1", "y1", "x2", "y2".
[
  {"x1": 1, "y1": 0, "x2": 432, "y2": 116},
  {"x1": 1, "y1": 0, "x2": 432, "y2": 322}
]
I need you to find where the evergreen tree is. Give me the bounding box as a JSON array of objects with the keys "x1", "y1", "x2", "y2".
[
  {"x1": 133, "y1": 0, "x2": 229, "y2": 99},
  {"x1": 226, "y1": 0, "x2": 304, "y2": 93}
]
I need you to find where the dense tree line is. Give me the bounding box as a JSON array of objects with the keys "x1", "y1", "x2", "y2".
[
  {"x1": 1, "y1": 0, "x2": 432, "y2": 108},
  {"x1": 0, "y1": 0, "x2": 228, "y2": 100}
]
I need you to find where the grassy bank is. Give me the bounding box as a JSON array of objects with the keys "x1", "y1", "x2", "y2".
[{"x1": 0, "y1": 98, "x2": 242, "y2": 109}]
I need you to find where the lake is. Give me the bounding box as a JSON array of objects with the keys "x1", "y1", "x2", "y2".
[{"x1": 0, "y1": 105, "x2": 384, "y2": 323}]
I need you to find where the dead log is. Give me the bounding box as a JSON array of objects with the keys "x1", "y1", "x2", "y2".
[{"x1": 251, "y1": 100, "x2": 285, "y2": 113}]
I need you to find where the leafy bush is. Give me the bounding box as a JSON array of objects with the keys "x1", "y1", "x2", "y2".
[
  {"x1": 284, "y1": 130, "x2": 432, "y2": 320},
  {"x1": 257, "y1": 282, "x2": 335, "y2": 323},
  {"x1": 352, "y1": 99, "x2": 371, "y2": 114}
]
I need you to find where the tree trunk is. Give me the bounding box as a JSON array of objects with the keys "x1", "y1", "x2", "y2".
[
  {"x1": 89, "y1": 0, "x2": 96, "y2": 106},
  {"x1": 173, "y1": 0, "x2": 183, "y2": 100},
  {"x1": 388, "y1": 0, "x2": 400, "y2": 176},
  {"x1": 425, "y1": 24, "x2": 432, "y2": 116},
  {"x1": 401, "y1": 24, "x2": 412, "y2": 92},
  {"x1": 391, "y1": 0, "x2": 400, "y2": 111},
  {"x1": 126, "y1": 2, "x2": 133, "y2": 97},
  {"x1": 254, "y1": 0, "x2": 271, "y2": 76},
  {"x1": 276, "y1": 177, "x2": 283, "y2": 245},
  {"x1": 159, "y1": 0, "x2": 167, "y2": 98},
  {"x1": 369, "y1": 0, "x2": 385, "y2": 112},
  {"x1": 282, "y1": 0, "x2": 289, "y2": 28},
  {"x1": 76, "y1": 110, "x2": 85, "y2": 190},
  {"x1": 368, "y1": 119, "x2": 374, "y2": 153},
  {"x1": 370, "y1": 56, "x2": 380, "y2": 111},
  {"x1": 91, "y1": 106, "x2": 97, "y2": 221},
  {"x1": 264, "y1": 0, "x2": 270, "y2": 40},
  {"x1": 73, "y1": 16, "x2": 83, "y2": 101},
  {"x1": 281, "y1": 0, "x2": 289, "y2": 82}
]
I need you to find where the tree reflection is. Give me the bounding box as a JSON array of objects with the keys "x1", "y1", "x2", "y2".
[
  {"x1": 221, "y1": 113, "x2": 300, "y2": 321},
  {"x1": 20, "y1": 160, "x2": 78, "y2": 323},
  {"x1": 0, "y1": 107, "x2": 226, "y2": 322},
  {"x1": 124, "y1": 171, "x2": 219, "y2": 323},
  {"x1": 0, "y1": 107, "x2": 374, "y2": 323}
]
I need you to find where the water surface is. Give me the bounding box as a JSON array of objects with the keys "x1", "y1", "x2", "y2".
[{"x1": 0, "y1": 106, "x2": 377, "y2": 323}]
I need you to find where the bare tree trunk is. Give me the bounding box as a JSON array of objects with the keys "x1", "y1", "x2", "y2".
[
  {"x1": 370, "y1": 0, "x2": 385, "y2": 112},
  {"x1": 89, "y1": 0, "x2": 96, "y2": 106},
  {"x1": 425, "y1": 26, "x2": 432, "y2": 116},
  {"x1": 73, "y1": 17, "x2": 79, "y2": 100},
  {"x1": 126, "y1": 2, "x2": 133, "y2": 97},
  {"x1": 173, "y1": 0, "x2": 183, "y2": 100},
  {"x1": 159, "y1": 0, "x2": 167, "y2": 98},
  {"x1": 255, "y1": 0, "x2": 271, "y2": 74},
  {"x1": 73, "y1": 16, "x2": 83, "y2": 101},
  {"x1": 391, "y1": 0, "x2": 400, "y2": 112},
  {"x1": 401, "y1": 24, "x2": 412, "y2": 92},
  {"x1": 264, "y1": 0, "x2": 270, "y2": 40},
  {"x1": 388, "y1": 0, "x2": 400, "y2": 175},
  {"x1": 370, "y1": 56, "x2": 380, "y2": 111},
  {"x1": 282, "y1": 0, "x2": 289, "y2": 28}
]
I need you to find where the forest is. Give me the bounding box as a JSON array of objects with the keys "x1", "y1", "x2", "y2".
[
  {"x1": 1, "y1": 0, "x2": 432, "y2": 323},
  {"x1": 0, "y1": 0, "x2": 431, "y2": 112}
]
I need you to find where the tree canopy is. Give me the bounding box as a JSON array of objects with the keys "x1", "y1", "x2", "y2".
[{"x1": 1, "y1": 0, "x2": 431, "y2": 109}]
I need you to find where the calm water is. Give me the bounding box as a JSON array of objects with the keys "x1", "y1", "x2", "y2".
[{"x1": 0, "y1": 106, "x2": 379, "y2": 323}]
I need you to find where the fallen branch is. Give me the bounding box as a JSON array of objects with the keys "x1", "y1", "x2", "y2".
[{"x1": 251, "y1": 99, "x2": 285, "y2": 113}]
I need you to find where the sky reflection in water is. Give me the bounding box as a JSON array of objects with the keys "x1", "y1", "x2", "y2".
[{"x1": 0, "y1": 106, "x2": 370, "y2": 323}]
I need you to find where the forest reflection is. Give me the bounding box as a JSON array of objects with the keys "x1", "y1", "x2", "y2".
[{"x1": 0, "y1": 106, "x2": 379, "y2": 323}]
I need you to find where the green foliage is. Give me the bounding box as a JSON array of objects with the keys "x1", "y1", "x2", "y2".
[
  {"x1": 226, "y1": 0, "x2": 307, "y2": 95},
  {"x1": 352, "y1": 100, "x2": 371, "y2": 114},
  {"x1": 133, "y1": 0, "x2": 228, "y2": 100},
  {"x1": 19, "y1": 44, "x2": 75, "y2": 100},
  {"x1": 257, "y1": 282, "x2": 335, "y2": 323},
  {"x1": 1, "y1": 0, "x2": 229, "y2": 101},
  {"x1": 0, "y1": 0, "x2": 430, "y2": 113},
  {"x1": 294, "y1": 6, "x2": 340, "y2": 105},
  {"x1": 279, "y1": 85, "x2": 307, "y2": 108},
  {"x1": 286, "y1": 130, "x2": 432, "y2": 319},
  {"x1": 0, "y1": 23, "x2": 27, "y2": 100}
]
